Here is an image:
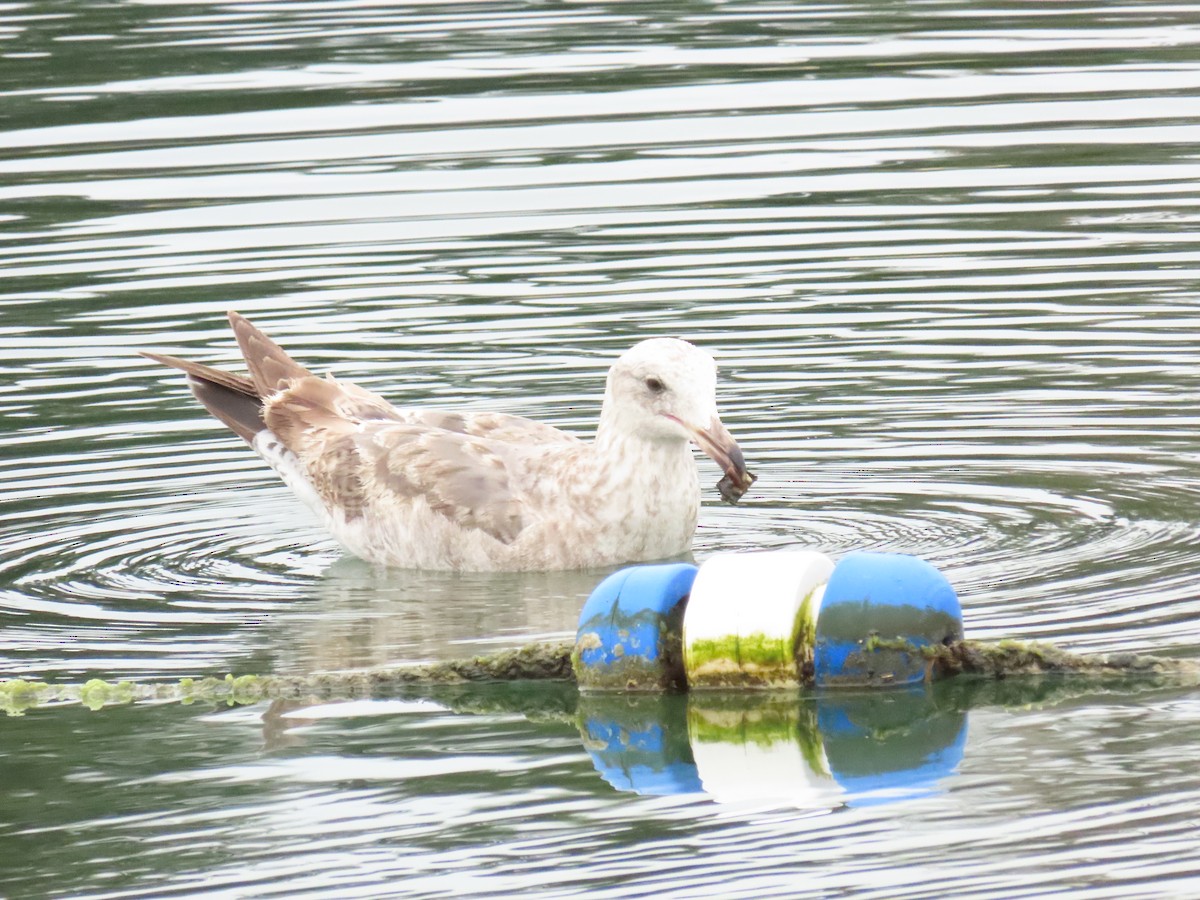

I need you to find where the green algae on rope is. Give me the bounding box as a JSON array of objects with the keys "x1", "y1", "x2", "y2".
[
  {"x1": 934, "y1": 639, "x2": 1200, "y2": 681},
  {"x1": 2, "y1": 639, "x2": 1198, "y2": 716},
  {"x1": 0, "y1": 642, "x2": 576, "y2": 716}
]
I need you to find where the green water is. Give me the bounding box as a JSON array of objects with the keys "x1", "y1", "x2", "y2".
[{"x1": 4, "y1": 1, "x2": 1200, "y2": 896}]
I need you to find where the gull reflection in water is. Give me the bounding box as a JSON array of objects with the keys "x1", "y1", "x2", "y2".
[{"x1": 275, "y1": 556, "x2": 610, "y2": 673}]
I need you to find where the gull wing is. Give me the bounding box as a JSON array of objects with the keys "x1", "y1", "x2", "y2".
[
  {"x1": 264, "y1": 375, "x2": 531, "y2": 544},
  {"x1": 149, "y1": 311, "x2": 585, "y2": 546}
]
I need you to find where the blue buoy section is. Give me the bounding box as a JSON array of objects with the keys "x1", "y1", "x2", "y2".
[
  {"x1": 573, "y1": 562, "x2": 698, "y2": 691},
  {"x1": 813, "y1": 551, "x2": 964, "y2": 688}
]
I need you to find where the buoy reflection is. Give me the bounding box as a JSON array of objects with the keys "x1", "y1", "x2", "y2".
[{"x1": 578, "y1": 688, "x2": 966, "y2": 806}]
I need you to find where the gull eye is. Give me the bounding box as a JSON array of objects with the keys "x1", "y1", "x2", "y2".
[{"x1": 644, "y1": 376, "x2": 666, "y2": 394}]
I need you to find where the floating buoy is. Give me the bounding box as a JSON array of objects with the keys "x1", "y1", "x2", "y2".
[
  {"x1": 813, "y1": 551, "x2": 963, "y2": 688},
  {"x1": 572, "y1": 562, "x2": 698, "y2": 691},
  {"x1": 573, "y1": 549, "x2": 964, "y2": 693},
  {"x1": 682, "y1": 550, "x2": 835, "y2": 689}
]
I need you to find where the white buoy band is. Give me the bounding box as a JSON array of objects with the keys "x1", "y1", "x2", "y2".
[{"x1": 682, "y1": 550, "x2": 835, "y2": 689}]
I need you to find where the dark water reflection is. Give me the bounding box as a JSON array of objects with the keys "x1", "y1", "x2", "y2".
[
  {"x1": 4, "y1": 0, "x2": 1200, "y2": 896},
  {"x1": 5, "y1": 679, "x2": 1200, "y2": 899}
]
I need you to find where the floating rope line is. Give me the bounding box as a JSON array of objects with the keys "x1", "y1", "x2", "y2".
[{"x1": 2, "y1": 639, "x2": 1196, "y2": 717}]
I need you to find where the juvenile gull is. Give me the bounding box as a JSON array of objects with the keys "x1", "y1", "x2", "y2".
[{"x1": 143, "y1": 313, "x2": 755, "y2": 571}]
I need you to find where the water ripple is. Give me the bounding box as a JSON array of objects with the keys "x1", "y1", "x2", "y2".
[{"x1": 4, "y1": 2, "x2": 1200, "y2": 894}]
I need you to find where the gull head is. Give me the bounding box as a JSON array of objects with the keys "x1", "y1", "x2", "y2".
[{"x1": 600, "y1": 337, "x2": 756, "y2": 503}]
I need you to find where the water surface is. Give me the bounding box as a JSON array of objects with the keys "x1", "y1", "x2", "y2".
[{"x1": 3, "y1": 1, "x2": 1200, "y2": 896}]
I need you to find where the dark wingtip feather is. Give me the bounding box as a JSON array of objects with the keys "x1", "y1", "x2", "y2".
[
  {"x1": 142, "y1": 347, "x2": 265, "y2": 444},
  {"x1": 188, "y1": 375, "x2": 266, "y2": 445}
]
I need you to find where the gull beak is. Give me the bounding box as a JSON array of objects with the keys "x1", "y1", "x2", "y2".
[{"x1": 687, "y1": 416, "x2": 757, "y2": 504}]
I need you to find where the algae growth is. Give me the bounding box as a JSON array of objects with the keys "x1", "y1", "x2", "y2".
[
  {"x1": 685, "y1": 631, "x2": 800, "y2": 688},
  {"x1": 2, "y1": 637, "x2": 1197, "y2": 716},
  {"x1": 0, "y1": 679, "x2": 54, "y2": 716},
  {"x1": 683, "y1": 586, "x2": 823, "y2": 689},
  {"x1": 0, "y1": 641, "x2": 575, "y2": 716}
]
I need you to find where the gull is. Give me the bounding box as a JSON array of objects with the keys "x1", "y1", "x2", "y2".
[{"x1": 143, "y1": 313, "x2": 755, "y2": 571}]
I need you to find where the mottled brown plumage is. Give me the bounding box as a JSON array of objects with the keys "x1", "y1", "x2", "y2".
[{"x1": 143, "y1": 312, "x2": 753, "y2": 571}]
